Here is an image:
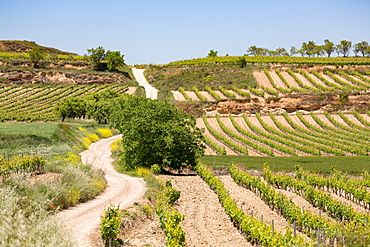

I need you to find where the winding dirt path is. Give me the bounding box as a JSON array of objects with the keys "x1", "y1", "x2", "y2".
[
  {"x1": 58, "y1": 135, "x2": 146, "y2": 247},
  {"x1": 132, "y1": 68, "x2": 158, "y2": 99}
]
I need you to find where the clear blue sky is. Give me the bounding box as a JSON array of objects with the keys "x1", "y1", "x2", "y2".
[{"x1": 1, "y1": 0, "x2": 370, "y2": 65}]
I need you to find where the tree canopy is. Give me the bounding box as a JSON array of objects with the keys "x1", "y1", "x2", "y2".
[
  {"x1": 54, "y1": 90, "x2": 119, "y2": 123},
  {"x1": 87, "y1": 46, "x2": 125, "y2": 71},
  {"x1": 109, "y1": 95, "x2": 205, "y2": 171},
  {"x1": 87, "y1": 46, "x2": 106, "y2": 70},
  {"x1": 207, "y1": 50, "x2": 218, "y2": 57},
  {"x1": 28, "y1": 48, "x2": 46, "y2": 68}
]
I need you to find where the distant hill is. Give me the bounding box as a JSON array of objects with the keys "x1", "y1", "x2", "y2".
[{"x1": 0, "y1": 40, "x2": 77, "y2": 55}]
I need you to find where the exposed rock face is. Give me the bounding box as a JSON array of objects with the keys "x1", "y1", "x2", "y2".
[
  {"x1": 0, "y1": 69, "x2": 131, "y2": 84},
  {"x1": 204, "y1": 93, "x2": 370, "y2": 115}
]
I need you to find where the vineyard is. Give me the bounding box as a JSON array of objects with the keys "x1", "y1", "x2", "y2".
[
  {"x1": 198, "y1": 111, "x2": 370, "y2": 156},
  {"x1": 172, "y1": 69, "x2": 370, "y2": 101},
  {"x1": 166, "y1": 55, "x2": 370, "y2": 66},
  {"x1": 160, "y1": 163, "x2": 370, "y2": 246},
  {"x1": 0, "y1": 84, "x2": 134, "y2": 121}
]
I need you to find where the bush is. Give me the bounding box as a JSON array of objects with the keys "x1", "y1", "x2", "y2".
[
  {"x1": 151, "y1": 164, "x2": 161, "y2": 174},
  {"x1": 100, "y1": 204, "x2": 122, "y2": 246}
]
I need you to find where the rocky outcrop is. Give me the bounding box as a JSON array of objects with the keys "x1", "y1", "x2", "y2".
[
  {"x1": 0, "y1": 69, "x2": 131, "y2": 84},
  {"x1": 204, "y1": 93, "x2": 370, "y2": 115}
]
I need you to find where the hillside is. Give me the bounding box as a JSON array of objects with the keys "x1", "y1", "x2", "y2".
[{"x1": 0, "y1": 40, "x2": 77, "y2": 55}]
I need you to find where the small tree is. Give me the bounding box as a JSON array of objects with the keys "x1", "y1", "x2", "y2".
[
  {"x1": 290, "y1": 46, "x2": 297, "y2": 56},
  {"x1": 337, "y1": 40, "x2": 352, "y2": 57},
  {"x1": 100, "y1": 205, "x2": 122, "y2": 247},
  {"x1": 247, "y1": 46, "x2": 259, "y2": 56},
  {"x1": 301, "y1": 41, "x2": 316, "y2": 57},
  {"x1": 84, "y1": 90, "x2": 121, "y2": 124},
  {"x1": 207, "y1": 49, "x2": 218, "y2": 57},
  {"x1": 354, "y1": 41, "x2": 369, "y2": 57},
  {"x1": 106, "y1": 51, "x2": 125, "y2": 71},
  {"x1": 28, "y1": 48, "x2": 46, "y2": 68},
  {"x1": 87, "y1": 46, "x2": 106, "y2": 70},
  {"x1": 323, "y1": 39, "x2": 335, "y2": 57}
]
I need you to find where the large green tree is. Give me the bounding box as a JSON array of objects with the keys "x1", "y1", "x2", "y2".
[
  {"x1": 87, "y1": 46, "x2": 106, "y2": 70},
  {"x1": 105, "y1": 51, "x2": 125, "y2": 71},
  {"x1": 109, "y1": 95, "x2": 205, "y2": 171},
  {"x1": 85, "y1": 90, "x2": 120, "y2": 124},
  {"x1": 54, "y1": 97, "x2": 86, "y2": 121}
]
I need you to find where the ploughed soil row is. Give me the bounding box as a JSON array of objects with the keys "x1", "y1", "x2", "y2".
[{"x1": 161, "y1": 175, "x2": 253, "y2": 247}]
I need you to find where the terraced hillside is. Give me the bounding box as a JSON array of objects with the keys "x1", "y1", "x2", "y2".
[
  {"x1": 173, "y1": 69, "x2": 370, "y2": 101},
  {"x1": 198, "y1": 111, "x2": 370, "y2": 156},
  {"x1": 0, "y1": 84, "x2": 135, "y2": 121}
]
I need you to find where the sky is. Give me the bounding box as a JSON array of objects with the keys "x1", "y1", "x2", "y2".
[{"x1": 1, "y1": 0, "x2": 370, "y2": 65}]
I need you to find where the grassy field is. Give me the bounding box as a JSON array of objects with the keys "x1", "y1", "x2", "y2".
[
  {"x1": 0, "y1": 122, "x2": 59, "y2": 138},
  {"x1": 201, "y1": 155, "x2": 370, "y2": 174},
  {"x1": 145, "y1": 63, "x2": 260, "y2": 91},
  {"x1": 0, "y1": 121, "x2": 114, "y2": 245}
]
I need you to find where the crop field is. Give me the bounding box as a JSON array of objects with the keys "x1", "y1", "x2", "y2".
[
  {"x1": 173, "y1": 69, "x2": 370, "y2": 101},
  {"x1": 161, "y1": 163, "x2": 370, "y2": 246},
  {"x1": 198, "y1": 111, "x2": 370, "y2": 157},
  {"x1": 0, "y1": 84, "x2": 134, "y2": 121},
  {"x1": 166, "y1": 55, "x2": 370, "y2": 66},
  {"x1": 0, "y1": 51, "x2": 87, "y2": 61}
]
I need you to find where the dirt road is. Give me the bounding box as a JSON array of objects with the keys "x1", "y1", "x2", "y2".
[
  {"x1": 58, "y1": 135, "x2": 146, "y2": 246},
  {"x1": 132, "y1": 68, "x2": 158, "y2": 100}
]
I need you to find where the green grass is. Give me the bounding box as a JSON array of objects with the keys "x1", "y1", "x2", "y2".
[
  {"x1": 0, "y1": 122, "x2": 60, "y2": 139},
  {"x1": 201, "y1": 155, "x2": 370, "y2": 174},
  {"x1": 145, "y1": 63, "x2": 259, "y2": 91},
  {"x1": 0, "y1": 121, "x2": 113, "y2": 246}
]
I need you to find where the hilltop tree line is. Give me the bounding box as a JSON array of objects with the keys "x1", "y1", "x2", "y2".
[
  {"x1": 208, "y1": 40, "x2": 370, "y2": 59},
  {"x1": 246, "y1": 40, "x2": 369, "y2": 58},
  {"x1": 27, "y1": 46, "x2": 125, "y2": 70}
]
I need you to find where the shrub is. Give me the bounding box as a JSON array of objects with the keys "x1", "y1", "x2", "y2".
[{"x1": 100, "y1": 204, "x2": 122, "y2": 246}]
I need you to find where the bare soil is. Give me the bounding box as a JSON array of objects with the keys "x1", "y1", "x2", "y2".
[
  {"x1": 200, "y1": 91, "x2": 216, "y2": 101},
  {"x1": 185, "y1": 91, "x2": 200, "y2": 101},
  {"x1": 220, "y1": 175, "x2": 293, "y2": 233},
  {"x1": 161, "y1": 175, "x2": 254, "y2": 247},
  {"x1": 253, "y1": 71, "x2": 274, "y2": 89},
  {"x1": 280, "y1": 71, "x2": 302, "y2": 89},
  {"x1": 269, "y1": 70, "x2": 289, "y2": 89},
  {"x1": 172, "y1": 90, "x2": 186, "y2": 101}
]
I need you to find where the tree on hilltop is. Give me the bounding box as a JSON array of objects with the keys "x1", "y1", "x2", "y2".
[
  {"x1": 207, "y1": 50, "x2": 218, "y2": 57},
  {"x1": 28, "y1": 48, "x2": 46, "y2": 68},
  {"x1": 87, "y1": 46, "x2": 106, "y2": 70},
  {"x1": 354, "y1": 41, "x2": 369, "y2": 57},
  {"x1": 290, "y1": 46, "x2": 297, "y2": 56},
  {"x1": 323, "y1": 39, "x2": 335, "y2": 57},
  {"x1": 337, "y1": 40, "x2": 352, "y2": 57},
  {"x1": 301, "y1": 41, "x2": 317, "y2": 57}
]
